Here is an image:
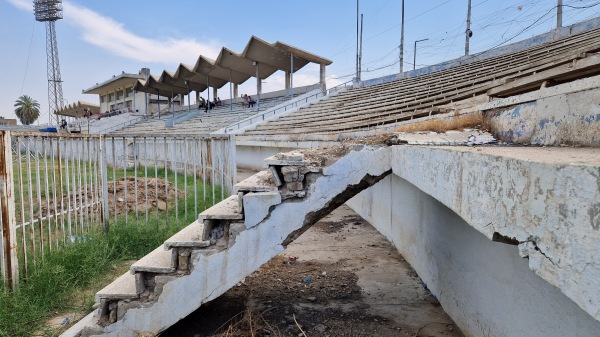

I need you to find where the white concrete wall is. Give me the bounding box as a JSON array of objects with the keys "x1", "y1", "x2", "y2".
[
  {"x1": 347, "y1": 174, "x2": 600, "y2": 337},
  {"x1": 483, "y1": 83, "x2": 600, "y2": 146},
  {"x1": 236, "y1": 145, "x2": 307, "y2": 170}
]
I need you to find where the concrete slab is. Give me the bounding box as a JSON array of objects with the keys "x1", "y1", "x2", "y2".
[
  {"x1": 164, "y1": 220, "x2": 211, "y2": 249},
  {"x1": 199, "y1": 195, "x2": 243, "y2": 220},
  {"x1": 234, "y1": 171, "x2": 277, "y2": 193},
  {"x1": 264, "y1": 152, "x2": 309, "y2": 166},
  {"x1": 95, "y1": 272, "x2": 139, "y2": 302},
  {"x1": 130, "y1": 246, "x2": 175, "y2": 274},
  {"x1": 394, "y1": 130, "x2": 495, "y2": 145}
]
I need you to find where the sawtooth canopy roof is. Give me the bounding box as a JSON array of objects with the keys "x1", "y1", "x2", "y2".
[
  {"x1": 89, "y1": 37, "x2": 332, "y2": 96},
  {"x1": 241, "y1": 36, "x2": 332, "y2": 73},
  {"x1": 159, "y1": 70, "x2": 207, "y2": 92},
  {"x1": 55, "y1": 101, "x2": 100, "y2": 118},
  {"x1": 83, "y1": 73, "x2": 146, "y2": 94},
  {"x1": 193, "y1": 55, "x2": 251, "y2": 85},
  {"x1": 215, "y1": 47, "x2": 278, "y2": 79},
  {"x1": 133, "y1": 77, "x2": 188, "y2": 97}
]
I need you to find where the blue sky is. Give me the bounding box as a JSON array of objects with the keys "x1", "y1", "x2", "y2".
[{"x1": 2, "y1": 0, "x2": 600, "y2": 124}]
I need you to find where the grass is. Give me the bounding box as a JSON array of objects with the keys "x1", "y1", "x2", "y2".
[
  {"x1": 394, "y1": 112, "x2": 484, "y2": 133},
  {"x1": 1, "y1": 164, "x2": 225, "y2": 337},
  {"x1": 0, "y1": 224, "x2": 184, "y2": 337}
]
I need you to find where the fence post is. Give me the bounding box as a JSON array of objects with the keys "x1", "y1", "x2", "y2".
[
  {"x1": 0, "y1": 131, "x2": 18, "y2": 289},
  {"x1": 229, "y1": 135, "x2": 236, "y2": 195},
  {"x1": 99, "y1": 136, "x2": 109, "y2": 232}
]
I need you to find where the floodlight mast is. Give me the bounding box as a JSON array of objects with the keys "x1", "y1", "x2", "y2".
[{"x1": 33, "y1": 0, "x2": 64, "y2": 125}]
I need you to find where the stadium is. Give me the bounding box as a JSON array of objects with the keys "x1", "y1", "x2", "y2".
[{"x1": 0, "y1": 1, "x2": 599, "y2": 336}]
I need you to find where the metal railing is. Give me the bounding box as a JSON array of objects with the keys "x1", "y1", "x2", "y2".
[
  {"x1": 0, "y1": 131, "x2": 235, "y2": 288},
  {"x1": 223, "y1": 80, "x2": 352, "y2": 134},
  {"x1": 96, "y1": 115, "x2": 148, "y2": 134}
]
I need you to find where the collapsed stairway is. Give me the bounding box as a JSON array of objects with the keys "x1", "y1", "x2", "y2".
[{"x1": 63, "y1": 144, "x2": 392, "y2": 337}]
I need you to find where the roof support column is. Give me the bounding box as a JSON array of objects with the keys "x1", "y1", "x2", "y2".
[
  {"x1": 233, "y1": 84, "x2": 238, "y2": 100},
  {"x1": 207, "y1": 77, "x2": 211, "y2": 113},
  {"x1": 320, "y1": 63, "x2": 327, "y2": 94},
  {"x1": 123, "y1": 87, "x2": 126, "y2": 111},
  {"x1": 196, "y1": 91, "x2": 200, "y2": 108},
  {"x1": 185, "y1": 81, "x2": 191, "y2": 113},
  {"x1": 156, "y1": 89, "x2": 160, "y2": 118},
  {"x1": 169, "y1": 89, "x2": 173, "y2": 114},
  {"x1": 290, "y1": 53, "x2": 294, "y2": 98},
  {"x1": 229, "y1": 70, "x2": 233, "y2": 111},
  {"x1": 255, "y1": 62, "x2": 261, "y2": 111},
  {"x1": 213, "y1": 88, "x2": 217, "y2": 104},
  {"x1": 144, "y1": 92, "x2": 148, "y2": 116},
  {"x1": 285, "y1": 71, "x2": 291, "y2": 90},
  {"x1": 133, "y1": 89, "x2": 136, "y2": 112},
  {"x1": 113, "y1": 89, "x2": 116, "y2": 111}
]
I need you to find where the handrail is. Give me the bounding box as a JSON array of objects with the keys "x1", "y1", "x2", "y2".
[
  {"x1": 95, "y1": 115, "x2": 148, "y2": 134},
  {"x1": 223, "y1": 80, "x2": 352, "y2": 134}
]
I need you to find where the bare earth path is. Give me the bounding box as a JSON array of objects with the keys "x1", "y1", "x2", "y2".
[{"x1": 161, "y1": 205, "x2": 464, "y2": 337}]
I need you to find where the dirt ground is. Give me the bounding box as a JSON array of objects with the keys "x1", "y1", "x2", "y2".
[
  {"x1": 35, "y1": 177, "x2": 180, "y2": 217},
  {"x1": 107, "y1": 177, "x2": 183, "y2": 213},
  {"x1": 161, "y1": 205, "x2": 464, "y2": 337}
]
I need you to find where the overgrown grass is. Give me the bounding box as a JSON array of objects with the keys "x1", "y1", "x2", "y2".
[
  {"x1": 2, "y1": 164, "x2": 225, "y2": 337},
  {"x1": 394, "y1": 112, "x2": 484, "y2": 133},
  {"x1": 0, "y1": 223, "x2": 188, "y2": 337}
]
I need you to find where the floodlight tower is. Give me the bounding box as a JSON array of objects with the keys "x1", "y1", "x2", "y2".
[{"x1": 33, "y1": 0, "x2": 64, "y2": 125}]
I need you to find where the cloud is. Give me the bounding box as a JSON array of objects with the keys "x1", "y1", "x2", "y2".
[
  {"x1": 7, "y1": 0, "x2": 220, "y2": 65},
  {"x1": 6, "y1": 0, "x2": 29, "y2": 10}
]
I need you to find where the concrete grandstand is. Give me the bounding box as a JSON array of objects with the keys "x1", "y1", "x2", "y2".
[{"x1": 63, "y1": 19, "x2": 600, "y2": 337}]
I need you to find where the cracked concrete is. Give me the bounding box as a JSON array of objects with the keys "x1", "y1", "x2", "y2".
[{"x1": 388, "y1": 146, "x2": 600, "y2": 321}]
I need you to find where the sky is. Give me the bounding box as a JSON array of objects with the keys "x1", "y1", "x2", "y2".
[{"x1": 1, "y1": 0, "x2": 600, "y2": 125}]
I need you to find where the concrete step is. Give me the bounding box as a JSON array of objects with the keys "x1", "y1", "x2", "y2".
[
  {"x1": 130, "y1": 246, "x2": 176, "y2": 274},
  {"x1": 234, "y1": 170, "x2": 277, "y2": 193},
  {"x1": 199, "y1": 195, "x2": 243, "y2": 221},
  {"x1": 164, "y1": 220, "x2": 211, "y2": 249},
  {"x1": 243, "y1": 191, "x2": 282, "y2": 229},
  {"x1": 95, "y1": 272, "x2": 138, "y2": 302}
]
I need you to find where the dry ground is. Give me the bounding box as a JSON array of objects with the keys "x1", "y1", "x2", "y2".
[{"x1": 161, "y1": 205, "x2": 463, "y2": 337}]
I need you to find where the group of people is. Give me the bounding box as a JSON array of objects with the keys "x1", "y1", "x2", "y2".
[
  {"x1": 196, "y1": 94, "x2": 257, "y2": 111},
  {"x1": 198, "y1": 97, "x2": 222, "y2": 112},
  {"x1": 240, "y1": 94, "x2": 256, "y2": 108}
]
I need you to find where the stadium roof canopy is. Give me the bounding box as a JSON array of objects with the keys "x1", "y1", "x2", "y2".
[
  {"x1": 55, "y1": 101, "x2": 100, "y2": 118},
  {"x1": 133, "y1": 36, "x2": 332, "y2": 95},
  {"x1": 132, "y1": 76, "x2": 188, "y2": 98},
  {"x1": 83, "y1": 73, "x2": 146, "y2": 95}
]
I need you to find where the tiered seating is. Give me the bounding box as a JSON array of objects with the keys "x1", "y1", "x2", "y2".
[
  {"x1": 111, "y1": 95, "x2": 289, "y2": 135},
  {"x1": 69, "y1": 112, "x2": 146, "y2": 134},
  {"x1": 243, "y1": 27, "x2": 600, "y2": 136}
]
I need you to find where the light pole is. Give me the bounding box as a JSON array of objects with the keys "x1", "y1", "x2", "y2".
[
  {"x1": 557, "y1": 0, "x2": 563, "y2": 28},
  {"x1": 399, "y1": 0, "x2": 405, "y2": 73},
  {"x1": 465, "y1": 0, "x2": 472, "y2": 55},
  {"x1": 413, "y1": 38, "x2": 429, "y2": 70}
]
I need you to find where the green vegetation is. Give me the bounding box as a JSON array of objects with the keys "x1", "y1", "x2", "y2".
[
  {"x1": 13, "y1": 95, "x2": 40, "y2": 125},
  {"x1": 1, "y1": 164, "x2": 225, "y2": 337}
]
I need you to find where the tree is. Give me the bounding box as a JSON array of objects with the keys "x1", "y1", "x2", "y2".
[{"x1": 14, "y1": 95, "x2": 40, "y2": 125}]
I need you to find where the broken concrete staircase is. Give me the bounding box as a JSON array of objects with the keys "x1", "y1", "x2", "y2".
[{"x1": 62, "y1": 144, "x2": 392, "y2": 337}]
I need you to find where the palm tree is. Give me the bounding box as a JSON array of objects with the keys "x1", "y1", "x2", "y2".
[{"x1": 14, "y1": 95, "x2": 41, "y2": 125}]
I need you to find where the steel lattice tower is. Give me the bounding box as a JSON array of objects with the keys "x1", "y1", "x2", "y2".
[{"x1": 33, "y1": 0, "x2": 64, "y2": 125}]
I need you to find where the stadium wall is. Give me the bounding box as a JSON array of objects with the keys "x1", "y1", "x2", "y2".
[{"x1": 480, "y1": 77, "x2": 600, "y2": 146}]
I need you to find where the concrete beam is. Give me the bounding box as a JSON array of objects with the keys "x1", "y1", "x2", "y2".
[{"x1": 391, "y1": 146, "x2": 600, "y2": 321}]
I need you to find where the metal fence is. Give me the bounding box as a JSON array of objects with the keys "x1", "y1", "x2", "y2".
[{"x1": 0, "y1": 131, "x2": 235, "y2": 288}]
